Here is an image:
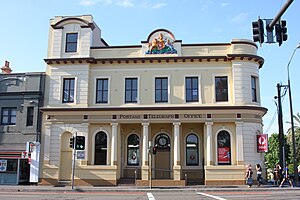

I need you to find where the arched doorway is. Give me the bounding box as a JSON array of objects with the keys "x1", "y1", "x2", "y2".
[
  {"x1": 59, "y1": 132, "x2": 72, "y2": 181},
  {"x1": 95, "y1": 131, "x2": 107, "y2": 165},
  {"x1": 154, "y1": 133, "x2": 171, "y2": 179}
]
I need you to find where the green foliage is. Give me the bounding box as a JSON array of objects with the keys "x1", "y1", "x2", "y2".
[
  {"x1": 286, "y1": 112, "x2": 300, "y2": 166},
  {"x1": 265, "y1": 133, "x2": 280, "y2": 169},
  {"x1": 264, "y1": 133, "x2": 291, "y2": 169}
]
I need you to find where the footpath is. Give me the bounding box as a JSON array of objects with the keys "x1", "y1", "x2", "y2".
[{"x1": 0, "y1": 184, "x2": 299, "y2": 193}]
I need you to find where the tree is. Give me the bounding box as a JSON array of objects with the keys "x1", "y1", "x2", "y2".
[
  {"x1": 265, "y1": 133, "x2": 290, "y2": 170},
  {"x1": 286, "y1": 112, "x2": 300, "y2": 166}
]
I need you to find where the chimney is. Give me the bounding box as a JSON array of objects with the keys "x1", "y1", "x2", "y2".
[{"x1": 1, "y1": 61, "x2": 12, "y2": 74}]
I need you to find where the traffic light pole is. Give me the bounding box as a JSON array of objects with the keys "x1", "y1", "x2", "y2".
[
  {"x1": 71, "y1": 132, "x2": 77, "y2": 189},
  {"x1": 266, "y1": 0, "x2": 294, "y2": 31},
  {"x1": 276, "y1": 84, "x2": 285, "y2": 169}
]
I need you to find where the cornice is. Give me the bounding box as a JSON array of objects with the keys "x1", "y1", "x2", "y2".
[{"x1": 44, "y1": 54, "x2": 264, "y2": 68}]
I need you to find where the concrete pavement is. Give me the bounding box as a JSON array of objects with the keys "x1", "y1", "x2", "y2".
[{"x1": 0, "y1": 184, "x2": 299, "y2": 193}]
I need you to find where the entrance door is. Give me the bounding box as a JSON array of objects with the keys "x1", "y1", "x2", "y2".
[
  {"x1": 154, "y1": 133, "x2": 171, "y2": 179},
  {"x1": 59, "y1": 132, "x2": 72, "y2": 181}
]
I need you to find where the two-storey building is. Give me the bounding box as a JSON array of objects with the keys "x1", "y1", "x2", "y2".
[
  {"x1": 41, "y1": 15, "x2": 267, "y2": 186},
  {"x1": 0, "y1": 61, "x2": 45, "y2": 184}
]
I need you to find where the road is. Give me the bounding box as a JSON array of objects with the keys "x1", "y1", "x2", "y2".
[{"x1": 0, "y1": 189, "x2": 299, "y2": 200}]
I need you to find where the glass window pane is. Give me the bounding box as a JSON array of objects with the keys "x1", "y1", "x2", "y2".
[
  {"x1": 162, "y1": 78, "x2": 168, "y2": 89},
  {"x1": 162, "y1": 90, "x2": 168, "y2": 102},
  {"x1": 155, "y1": 90, "x2": 161, "y2": 102},
  {"x1": 217, "y1": 131, "x2": 231, "y2": 165},
  {"x1": 103, "y1": 79, "x2": 108, "y2": 89},
  {"x1": 186, "y1": 78, "x2": 191, "y2": 89},
  {"x1": 103, "y1": 91, "x2": 108, "y2": 102},
  {"x1": 155, "y1": 79, "x2": 161, "y2": 89},
  {"x1": 67, "y1": 33, "x2": 78, "y2": 42},
  {"x1": 2, "y1": 116, "x2": 8, "y2": 124}
]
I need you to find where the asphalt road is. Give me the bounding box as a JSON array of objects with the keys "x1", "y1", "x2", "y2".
[{"x1": 0, "y1": 189, "x2": 299, "y2": 200}]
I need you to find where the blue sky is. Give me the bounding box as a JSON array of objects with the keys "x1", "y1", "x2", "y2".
[{"x1": 1, "y1": 0, "x2": 299, "y2": 135}]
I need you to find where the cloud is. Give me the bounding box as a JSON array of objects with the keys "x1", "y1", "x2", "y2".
[
  {"x1": 79, "y1": 0, "x2": 133, "y2": 7},
  {"x1": 79, "y1": 0, "x2": 113, "y2": 6},
  {"x1": 152, "y1": 3, "x2": 167, "y2": 9},
  {"x1": 117, "y1": 0, "x2": 134, "y2": 7},
  {"x1": 200, "y1": 0, "x2": 213, "y2": 11},
  {"x1": 231, "y1": 13, "x2": 248, "y2": 23},
  {"x1": 221, "y1": 2, "x2": 229, "y2": 6}
]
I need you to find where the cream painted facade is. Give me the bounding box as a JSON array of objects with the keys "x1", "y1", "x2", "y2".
[{"x1": 40, "y1": 15, "x2": 267, "y2": 186}]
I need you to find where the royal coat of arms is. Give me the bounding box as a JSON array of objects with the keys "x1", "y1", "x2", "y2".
[{"x1": 145, "y1": 33, "x2": 177, "y2": 54}]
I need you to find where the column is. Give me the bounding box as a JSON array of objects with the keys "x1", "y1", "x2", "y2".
[
  {"x1": 43, "y1": 123, "x2": 51, "y2": 164},
  {"x1": 141, "y1": 123, "x2": 149, "y2": 180},
  {"x1": 205, "y1": 122, "x2": 213, "y2": 166},
  {"x1": 111, "y1": 123, "x2": 118, "y2": 166},
  {"x1": 81, "y1": 123, "x2": 89, "y2": 166},
  {"x1": 235, "y1": 122, "x2": 244, "y2": 165},
  {"x1": 173, "y1": 122, "x2": 181, "y2": 180}
]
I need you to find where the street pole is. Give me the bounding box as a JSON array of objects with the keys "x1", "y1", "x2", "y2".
[
  {"x1": 276, "y1": 83, "x2": 285, "y2": 169},
  {"x1": 71, "y1": 132, "x2": 77, "y2": 189},
  {"x1": 286, "y1": 44, "x2": 300, "y2": 186}
]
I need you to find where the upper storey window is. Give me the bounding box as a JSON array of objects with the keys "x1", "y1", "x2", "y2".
[
  {"x1": 186, "y1": 77, "x2": 199, "y2": 102},
  {"x1": 1, "y1": 107, "x2": 17, "y2": 125},
  {"x1": 215, "y1": 76, "x2": 228, "y2": 102},
  {"x1": 155, "y1": 77, "x2": 168, "y2": 103},
  {"x1": 96, "y1": 78, "x2": 108, "y2": 104},
  {"x1": 65, "y1": 33, "x2": 78, "y2": 53},
  {"x1": 251, "y1": 76, "x2": 258, "y2": 102},
  {"x1": 63, "y1": 78, "x2": 75, "y2": 103},
  {"x1": 125, "y1": 78, "x2": 138, "y2": 103}
]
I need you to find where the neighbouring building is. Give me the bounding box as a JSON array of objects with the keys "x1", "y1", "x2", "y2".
[
  {"x1": 0, "y1": 61, "x2": 45, "y2": 184},
  {"x1": 40, "y1": 15, "x2": 267, "y2": 186}
]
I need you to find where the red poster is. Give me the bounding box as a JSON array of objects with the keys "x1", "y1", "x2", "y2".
[
  {"x1": 257, "y1": 134, "x2": 268, "y2": 152},
  {"x1": 218, "y1": 147, "x2": 230, "y2": 164}
]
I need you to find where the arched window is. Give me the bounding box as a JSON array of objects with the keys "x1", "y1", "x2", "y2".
[
  {"x1": 217, "y1": 130, "x2": 231, "y2": 165},
  {"x1": 127, "y1": 134, "x2": 140, "y2": 165},
  {"x1": 186, "y1": 134, "x2": 199, "y2": 165},
  {"x1": 95, "y1": 131, "x2": 107, "y2": 165}
]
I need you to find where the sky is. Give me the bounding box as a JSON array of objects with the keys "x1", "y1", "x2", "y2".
[{"x1": 0, "y1": 0, "x2": 299, "y2": 135}]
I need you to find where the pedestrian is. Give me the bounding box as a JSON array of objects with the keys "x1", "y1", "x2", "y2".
[
  {"x1": 279, "y1": 164, "x2": 293, "y2": 187},
  {"x1": 245, "y1": 164, "x2": 253, "y2": 188},
  {"x1": 273, "y1": 163, "x2": 282, "y2": 185},
  {"x1": 256, "y1": 163, "x2": 263, "y2": 186}
]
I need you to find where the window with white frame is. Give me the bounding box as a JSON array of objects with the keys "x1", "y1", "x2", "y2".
[
  {"x1": 251, "y1": 76, "x2": 257, "y2": 102},
  {"x1": 62, "y1": 78, "x2": 75, "y2": 103},
  {"x1": 125, "y1": 78, "x2": 138, "y2": 103},
  {"x1": 215, "y1": 76, "x2": 228, "y2": 102},
  {"x1": 186, "y1": 77, "x2": 199, "y2": 102},
  {"x1": 96, "y1": 78, "x2": 108, "y2": 103},
  {"x1": 65, "y1": 33, "x2": 78, "y2": 53},
  {"x1": 155, "y1": 77, "x2": 168, "y2": 103},
  {"x1": 1, "y1": 107, "x2": 17, "y2": 125}
]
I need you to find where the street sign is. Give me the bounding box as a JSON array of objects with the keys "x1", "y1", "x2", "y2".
[{"x1": 257, "y1": 134, "x2": 268, "y2": 152}]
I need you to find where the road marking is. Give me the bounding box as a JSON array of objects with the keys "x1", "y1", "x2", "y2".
[
  {"x1": 147, "y1": 192, "x2": 156, "y2": 200},
  {"x1": 197, "y1": 192, "x2": 227, "y2": 200}
]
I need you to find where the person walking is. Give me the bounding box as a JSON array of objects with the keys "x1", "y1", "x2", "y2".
[
  {"x1": 273, "y1": 163, "x2": 282, "y2": 186},
  {"x1": 245, "y1": 164, "x2": 253, "y2": 188},
  {"x1": 279, "y1": 164, "x2": 293, "y2": 187},
  {"x1": 256, "y1": 164, "x2": 263, "y2": 186}
]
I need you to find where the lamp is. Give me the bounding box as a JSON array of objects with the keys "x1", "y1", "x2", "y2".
[{"x1": 287, "y1": 43, "x2": 300, "y2": 186}]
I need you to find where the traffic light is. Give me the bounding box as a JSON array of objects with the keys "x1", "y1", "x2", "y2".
[
  {"x1": 152, "y1": 146, "x2": 157, "y2": 155},
  {"x1": 252, "y1": 19, "x2": 264, "y2": 44},
  {"x1": 275, "y1": 20, "x2": 288, "y2": 46},
  {"x1": 75, "y1": 136, "x2": 85, "y2": 150},
  {"x1": 69, "y1": 137, "x2": 74, "y2": 149}
]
